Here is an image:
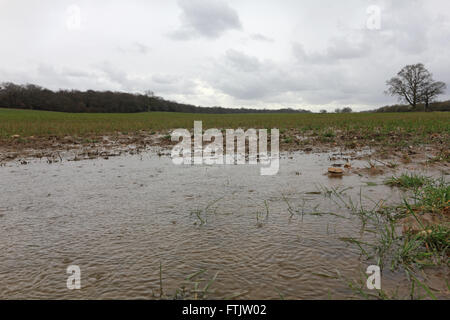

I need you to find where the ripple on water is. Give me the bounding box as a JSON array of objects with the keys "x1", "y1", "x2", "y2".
[{"x1": 0, "y1": 151, "x2": 448, "y2": 299}]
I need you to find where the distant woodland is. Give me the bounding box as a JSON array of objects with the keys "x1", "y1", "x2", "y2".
[
  {"x1": 0, "y1": 83, "x2": 311, "y2": 114},
  {"x1": 0, "y1": 82, "x2": 449, "y2": 114},
  {"x1": 374, "y1": 100, "x2": 450, "y2": 112}
]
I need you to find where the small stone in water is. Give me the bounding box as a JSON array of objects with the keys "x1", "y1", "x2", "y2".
[{"x1": 328, "y1": 167, "x2": 344, "y2": 175}]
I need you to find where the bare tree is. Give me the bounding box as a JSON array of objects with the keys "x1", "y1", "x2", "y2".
[
  {"x1": 144, "y1": 90, "x2": 155, "y2": 112},
  {"x1": 386, "y1": 63, "x2": 446, "y2": 110},
  {"x1": 421, "y1": 81, "x2": 446, "y2": 111},
  {"x1": 144, "y1": 90, "x2": 154, "y2": 97},
  {"x1": 341, "y1": 107, "x2": 353, "y2": 113}
]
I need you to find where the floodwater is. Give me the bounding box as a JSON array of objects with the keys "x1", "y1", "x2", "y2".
[{"x1": 0, "y1": 150, "x2": 448, "y2": 299}]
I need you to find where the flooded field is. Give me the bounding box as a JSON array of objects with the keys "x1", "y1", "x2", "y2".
[{"x1": 0, "y1": 150, "x2": 448, "y2": 299}]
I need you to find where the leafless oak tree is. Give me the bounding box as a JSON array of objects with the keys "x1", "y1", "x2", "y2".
[
  {"x1": 421, "y1": 80, "x2": 446, "y2": 111},
  {"x1": 386, "y1": 63, "x2": 446, "y2": 111}
]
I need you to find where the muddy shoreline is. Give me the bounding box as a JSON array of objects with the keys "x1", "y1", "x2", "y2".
[{"x1": 1, "y1": 129, "x2": 449, "y2": 167}]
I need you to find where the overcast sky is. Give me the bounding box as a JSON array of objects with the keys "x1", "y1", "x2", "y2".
[{"x1": 1, "y1": 0, "x2": 449, "y2": 111}]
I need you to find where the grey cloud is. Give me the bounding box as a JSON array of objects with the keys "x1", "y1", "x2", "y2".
[
  {"x1": 376, "y1": 1, "x2": 430, "y2": 55},
  {"x1": 292, "y1": 1, "x2": 440, "y2": 66},
  {"x1": 148, "y1": 77, "x2": 197, "y2": 96},
  {"x1": 208, "y1": 50, "x2": 312, "y2": 100},
  {"x1": 225, "y1": 50, "x2": 261, "y2": 72},
  {"x1": 117, "y1": 42, "x2": 151, "y2": 55},
  {"x1": 98, "y1": 62, "x2": 130, "y2": 87},
  {"x1": 149, "y1": 73, "x2": 197, "y2": 95},
  {"x1": 61, "y1": 68, "x2": 93, "y2": 79},
  {"x1": 97, "y1": 63, "x2": 197, "y2": 95},
  {"x1": 249, "y1": 33, "x2": 274, "y2": 42},
  {"x1": 152, "y1": 74, "x2": 179, "y2": 85},
  {"x1": 169, "y1": 0, "x2": 242, "y2": 40},
  {"x1": 0, "y1": 64, "x2": 109, "y2": 91},
  {"x1": 292, "y1": 43, "x2": 329, "y2": 64},
  {"x1": 0, "y1": 60, "x2": 198, "y2": 97},
  {"x1": 326, "y1": 37, "x2": 370, "y2": 60},
  {"x1": 134, "y1": 42, "x2": 150, "y2": 54},
  {"x1": 204, "y1": 48, "x2": 391, "y2": 110},
  {"x1": 293, "y1": 37, "x2": 370, "y2": 65}
]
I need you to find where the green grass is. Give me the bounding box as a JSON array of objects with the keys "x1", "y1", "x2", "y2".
[
  {"x1": 321, "y1": 177, "x2": 449, "y2": 299},
  {"x1": 155, "y1": 265, "x2": 220, "y2": 300},
  {"x1": 385, "y1": 174, "x2": 432, "y2": 189},
  {"x1": 323, "y1": 130, "x2": 336, "y2": 138},
  {"x1": 380, "y1": 178, "x2": 448, "y2": 268},
  {"x1": 1, "y1": 108, "x2": 449, "y2": 144},
  {"x1": 417, "y1": 179, "x2": 450, "y2": 214},
  {"x1": 386, "y1": 174, "x2": 449, "y2": 215},
  {"x1": 390, "y1": 177, "x2": 448, "y2": 269}
]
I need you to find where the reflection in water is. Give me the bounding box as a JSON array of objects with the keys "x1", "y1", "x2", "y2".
[{"x1": 0, "y1": 151, "x2": 448, "y2": 299}]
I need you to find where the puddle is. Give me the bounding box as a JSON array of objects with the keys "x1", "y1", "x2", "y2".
[{"x1": 0, "y1": 151, "x2": 448, "y2": 299}]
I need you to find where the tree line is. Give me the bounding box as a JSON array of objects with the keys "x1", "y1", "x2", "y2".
[
  {"x1": 0, "y1": 83, "x2": 312, "y2": 114},
  {"x1": 374, "y1": 100, "x2": 450, "y2": 113}
]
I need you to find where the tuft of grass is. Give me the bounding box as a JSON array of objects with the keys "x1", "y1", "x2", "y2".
[
  {"x1": 416, "y1": 178, "x2": 450, "y2": 214},
  {"x1": 385, "y1": 174, "x2": 431, "y2": 189},
  {"x1": 161, "y1": 268, "x2": 220, "y2": 300},
  {"x1": 190, "y1": 196, "x2": 225, "y2": 226},
  {"x1": 329, "y1": 177, "x2": 449, "y2": 299},
  {"x1": 369, "y1": 179, "x2": 448, "y2": 268},
  {"x1": 323, "y1": 130, "x2": 336, "y2": 138}
]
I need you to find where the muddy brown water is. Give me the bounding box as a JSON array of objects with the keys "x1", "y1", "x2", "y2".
[{"x1": 0, "y1": 150, "x2": 448, "y2": 299}]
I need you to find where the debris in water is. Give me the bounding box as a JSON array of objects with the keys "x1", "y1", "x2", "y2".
[{"x1": 328, "y1": 167, "x2": 344, "y2": 175}]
